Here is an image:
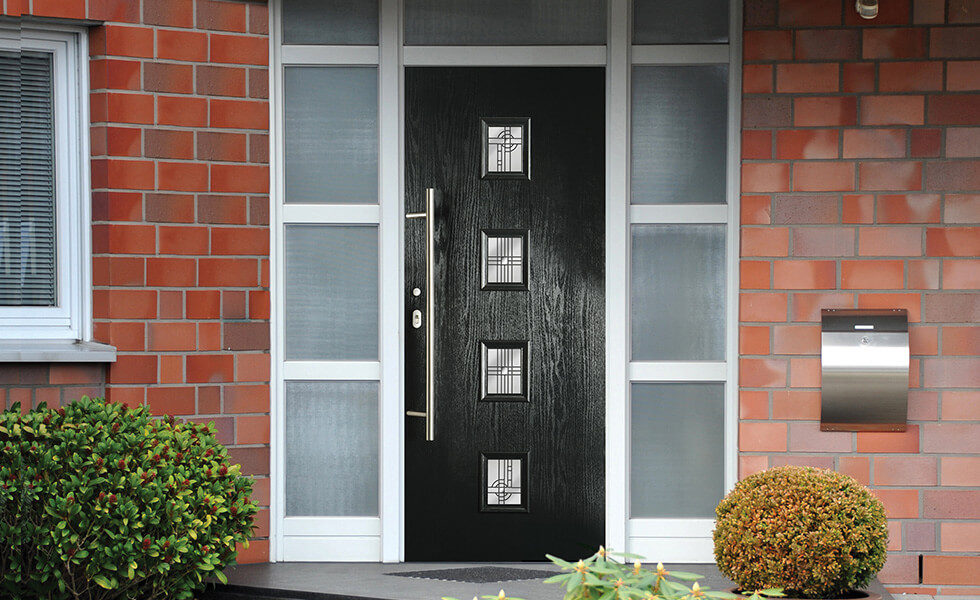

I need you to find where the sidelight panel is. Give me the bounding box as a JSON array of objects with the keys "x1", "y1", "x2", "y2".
[
  {"x1": 630, "y1": 383, "x2": 725, "y2": 518},
  {"x1": 284, "y1": 67, "x2": 378, "y2": 204},
  {"x1": 284, "y1": 225, "x2": 378, "y2": 360},
  {"x1": 631, "y1": 224, "x2": 726, "y2": 361},
  {"x1": 285, "y1": 381, "x2": 379, "y2": 516},
  {"x1": 631, "y1": 66, "x2": 728, "y2": 205}
]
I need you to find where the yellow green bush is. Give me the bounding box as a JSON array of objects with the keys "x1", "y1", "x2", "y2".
[{"x1": 713, "y1": 466, "x2": 887, "y2": 598}]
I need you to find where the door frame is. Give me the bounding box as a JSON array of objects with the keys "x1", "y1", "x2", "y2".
[{"x1": 268, "y1": 0, "x2": 742, "y2": 563}]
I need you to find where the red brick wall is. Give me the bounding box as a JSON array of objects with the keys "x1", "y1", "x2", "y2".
[
  {"x1": 741, "y1": 0, "x2": 980, "y2": 594},
  {"x1": 1, "y1": 0, "x2": 271, "y2": 563}
]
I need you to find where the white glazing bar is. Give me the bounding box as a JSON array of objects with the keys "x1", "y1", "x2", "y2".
[
  {"x1": 606, "y1": 0, "x2": 630, "y2": 554},
  {"x1": 269, "y1": 0, "x2": 285, "y2": 562},
  {"x1": 629, "y1": 362, "x2": 728, "y2": 382},
  {"x1": 281, "y1": 45, "x2": 379, "y2": 65},
  {"x1": 283, "y1": 361, "x2": 382, "y2": 381},
  {"x1": 629, "y1": 204, "x2": 728, "y2": 224},
  {"x1": 282, "y1": 204, "x2": 381, "y2": 224},
  {"x1": 378, "y1": 0, "x2": 402, "y2": 564},
  {"x1": 404, "y1": 46, "x2": 607, "y2": 66},
  {"x1": 631, "y1": 44, "x2": 729, "y2": 65},
  {"x1": 725, "y1": 0, "x2": 744, "y2": 497}
]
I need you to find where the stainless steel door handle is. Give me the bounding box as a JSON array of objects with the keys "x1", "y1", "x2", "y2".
[{"x1": 406, "y1": 188, "x2": 439, "y2": 441}]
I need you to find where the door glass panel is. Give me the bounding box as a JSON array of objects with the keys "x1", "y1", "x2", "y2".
[
  {"x1": 631, "y1": 383, "x2": 725, "y2": 518},
  {"x1": 284, "y1": 67, "x2": 378, "y2": 204},
  {"x1": 282, "y1": 0, "x2": 379, "y2": 45},
  {"x1": 285, "y1": 381, "x2": 379, "y2": 516},
  {"x1": 404, "y1": 0, "x2": 606, "y2": 45},
  {"x1": 633, "y1": 0, "x2": 729, "y2": 44},
  {"x1": 284, "y1": 225, "x2": 378, "y2": 360},
  {"x1": 631, "y1": 66, "x2": 728, "y2": 204},
  {"x1": 631, "y1": 224, "x2": 725, "y2": 360}
]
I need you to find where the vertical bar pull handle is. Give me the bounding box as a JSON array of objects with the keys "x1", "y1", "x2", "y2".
[{"x1": 406, "y1": 188, "x2": 439, "y2": 441}]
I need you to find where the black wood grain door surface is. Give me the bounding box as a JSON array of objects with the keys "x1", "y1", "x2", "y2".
[{"x1": 405, "y1": 67, "x2": 604, "y2": 561}]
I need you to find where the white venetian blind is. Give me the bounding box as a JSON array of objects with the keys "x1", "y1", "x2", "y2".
[{"x1": 0, "y1": 50, "x2": 57, "y2": 306}]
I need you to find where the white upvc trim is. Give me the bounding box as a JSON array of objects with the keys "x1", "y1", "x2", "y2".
[
  {"x1": 269, "y1": 0, "x2": 285, "y2": 561},
  {"x1": 283, "y1": 361, "x2": 382, "y2": 381},
  {"x1": 281, "y1": 45, "x2": 379, "y2": 65},
  {"x1": 629, "y1": 362, "x2": 727, "y2": 382},
  {"x1": 630, "y1": 204, "x2": 729, "y2": 224},
  {"x1": 0, "y1": 28, "x2": 92, "y2": 342},
  {"x1": 282, "y1": 204, "x2": 381, "y2": 224},
  {"x1": 283, "y1": 517, "x2": 381, "y2": 537},
  {"x1": 605, "y1": 0, "x2": 630, "y2": 554},
  {"x1": 631, "y1": 44, "x2": 729, "y2": 65},
  {"x1": 628, "y1": 519, "x2": 716, "y2": 564},
  {"x1": 404, "y1": 45, "x2": 607, "y2": 66},
  {"x1": 378, "y1": 0, "x2": 403, "y2": 563},
  {"x1": 282, "y1": 537, "x2": 381, "y2": 562},
  {"x1": 725, "y1": 0, "x2": 744, "y2": 498}
]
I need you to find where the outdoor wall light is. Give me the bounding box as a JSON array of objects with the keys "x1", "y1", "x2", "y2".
[{"x1": 855, "y1": 0, "x2": 879, "y2": 19}]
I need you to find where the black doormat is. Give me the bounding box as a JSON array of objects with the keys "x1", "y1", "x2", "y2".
[{"x1": 388, "y1": 566, "x2": 555, "y2": 584}]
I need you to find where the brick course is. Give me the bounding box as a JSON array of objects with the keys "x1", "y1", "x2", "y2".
[
  {"x1": 0, "y1": 0, "x2": 270, "y2": 564},
  {"x1": 742, "y1": 0, "x2": 980, "y2": 594}
]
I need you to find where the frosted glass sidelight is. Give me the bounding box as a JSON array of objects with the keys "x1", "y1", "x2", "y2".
[
  {"x1": 404, "y1": 0, "x2": 606, "y2": 45},
  {"x1": 282, "y1": 0, "x2": 379, "y2": 45},
  {"x1": 284, "y1": 67, "x2": 378, "y2": 204},
  {"x1": 631, "y1": 66, "x2": 728, "y2": 205},
  {"x1": 633, "y1": 0, "x2": 729, "y2": 44},
  {"x1": 285, "y1": 381, "x2": 379, "y2": 516},
  {"x1": 284, "y1": 225, "x2": 378, "y2": 360},
  {"x1": 631, "y1": 224, "x2": 725, "y2": 360},
  {"x1": 630, "y1": 383, "x2": 725, "y2": 518}
]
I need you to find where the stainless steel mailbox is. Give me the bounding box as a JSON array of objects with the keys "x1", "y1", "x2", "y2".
[{"x1": 821, "y1": 309, "x2": 909, "y2": 432}]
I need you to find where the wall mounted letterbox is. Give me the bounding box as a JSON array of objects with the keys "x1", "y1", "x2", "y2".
[{"x1": 820, "y1": 309, "x2": 909, "y2": 432}]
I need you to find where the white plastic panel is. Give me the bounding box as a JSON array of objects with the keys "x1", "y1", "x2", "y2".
[
  {"x1": 284, "y1": 67, "x2": 378, "y2": 204},
  {"x1": 285, "y1": 381, "x2": 380, "y2": 517},
  {"x1": 630, "y1": 383, "x2": 725, "y2": 518},
  {"x1": 631, "y1": 224, "x2": 726, "y2": 361},
  {"x1": 631, "y1": 66, "x2": 728, "y2": 205},
  {"x1": 284, "y1": 225, "x2": 378, "y2": 361}
]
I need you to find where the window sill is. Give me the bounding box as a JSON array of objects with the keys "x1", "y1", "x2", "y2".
[{"x1": 0, "y1": 340, "x2": 117, "y2": 363}]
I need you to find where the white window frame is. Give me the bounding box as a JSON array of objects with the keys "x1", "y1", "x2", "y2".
[{"x1": 0, "y1": 27, "x2": 93, "y2": 344}]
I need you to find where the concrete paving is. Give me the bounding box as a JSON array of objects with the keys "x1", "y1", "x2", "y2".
[{"x1": 204, "y1": 561, "x2": 739, "y2": 600}]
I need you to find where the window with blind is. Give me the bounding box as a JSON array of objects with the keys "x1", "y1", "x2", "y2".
[
  {"x1": 0, "y1": 50, "x2": 57, "y2": 307},
  {"x1": 0, "y1": 28, "x2": 91, "y2": 343}
]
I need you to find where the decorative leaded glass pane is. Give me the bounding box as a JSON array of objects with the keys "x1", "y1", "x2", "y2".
[
  {"x1": 481, "y1": 452, "x2": 528, "y2": 512},
  {"x1": 482, "y1": 118, "x2": 529, "y2": 179},
  {"x1": 481, "y1": 341, "x2": 528, "y2": 401},
  {"x1": 482, "y1": 229, "x2": 528, "y2": 290}
]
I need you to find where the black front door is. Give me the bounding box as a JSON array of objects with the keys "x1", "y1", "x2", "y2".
[{"x1": 405, "y1": 67, "x2": 604, "y2": 561}]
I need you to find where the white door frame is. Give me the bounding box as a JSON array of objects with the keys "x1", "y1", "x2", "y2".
[{"x1": 269, "y1": 0, "x2": 741, "y2": 563}]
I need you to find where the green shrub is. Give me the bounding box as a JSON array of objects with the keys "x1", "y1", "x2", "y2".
[
  {"x1": 0, "y1": 396, "x2": 257, "y2": 600},
  {"x1": 713, "y1": 466, "x2": 888, "y2": 598}
]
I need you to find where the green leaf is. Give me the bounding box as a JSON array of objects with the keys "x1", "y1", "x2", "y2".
[
  {"x1": 92, "y1": 575, "x2": 114, "y2": 590},
  {"x1": 215, "y1": 570, "x2": 228, "y2": 585},
  {"x1": 669, "y1": 571, "x2": 703, "y2": 581}
]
